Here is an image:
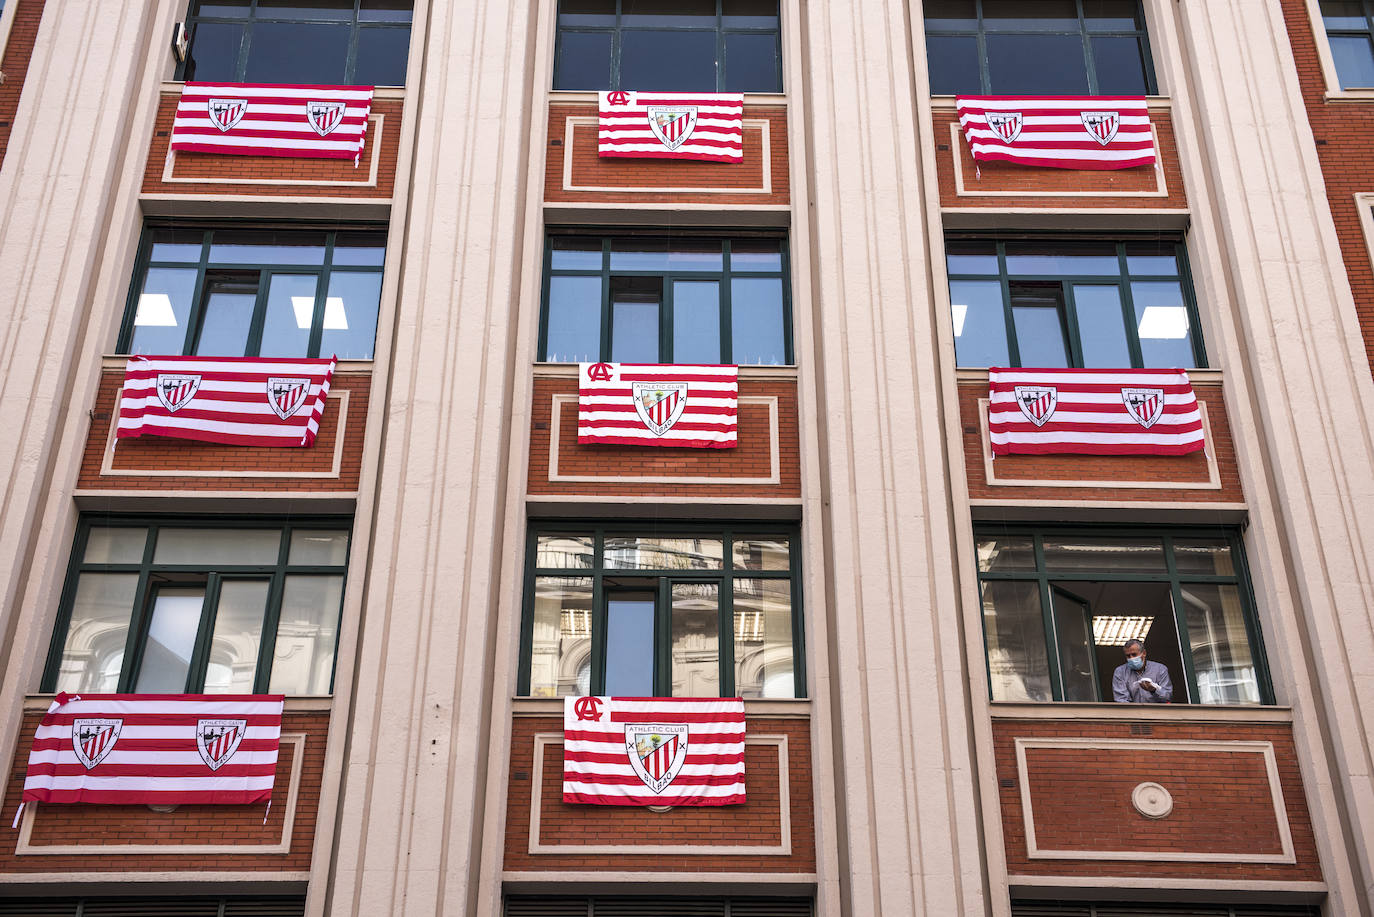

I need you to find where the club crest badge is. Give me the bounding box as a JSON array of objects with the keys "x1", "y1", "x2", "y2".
[
  {"x1": 266, "y1": 377, "x2": 310, "y2": 420},
  {"x1": 625, "y1": 724, "x2": 689, "y2": 794},
  {"x1": 646, "y1": 106, "x2": 698, "y2": 151},
  {"x1": 1081, "y1": 110, "x2": 1120, "y2": 146},
  {"x1": 197, "y1": 719, "x2": 247, "y2": 771},
  {"x1": 986, "y1": 111, "x2": 1023, "y2": 144},
  {"x1": 1014, "y1": 385, "x2": 1058, "y2": 427},
  {"x1": 156, "y1": 373, "x2": 202, "y2": 413},
  {"x1": 632, "y1": 382, "x2": 688, "y2": 436},
  {"x1": 1122, "y1": 387, "x2": 1166, "y2": 428},
  {"x1": 72, "y1": 718, "x2": 121, "y2": 770},
  {"x1": 306, "y1": 100, "x2": 347, "y2": 136},
  {"x1": 207, "y1": 98, "x2": 247, "y2": 132}
]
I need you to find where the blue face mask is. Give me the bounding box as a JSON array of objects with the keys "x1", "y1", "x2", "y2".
[{"x1": 1127, "y1": 655, "x2": 1145, "y2": 671}]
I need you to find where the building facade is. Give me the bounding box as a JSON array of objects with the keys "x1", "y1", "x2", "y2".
[{"x1": 0, "y1": 1, "x2": 1370, "y2": 915}]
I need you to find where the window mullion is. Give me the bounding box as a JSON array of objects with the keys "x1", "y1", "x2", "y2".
[
  {"x1": 722, "y1": 241, "x2": 734, "y2": 363},
  {"x1": 592, "y1": 531, "x2": 607, "y2": 694},
  {"x1": 1118, "y1": 245, "x2": 1146, "y2": 366},
  {"x1": 1062, "y1": 282, "x2": 1086, "y2": 368},
  {"x1": 976, "y1": 0, "x2": 991, "y2": 93},
  {"x1": 188, "y1": 573, "x2": 225, "y2": 692},
  {"x1": 720, "y1": 557, "x2": 735, "y2": 697},
  {"x1": 656, "y1": 577, "x2": 670, "y2": 697},
  {"x1": 997, "y1": 243, "x2": 1020, "y2": 366},
  {"x1": 1077, "y1": 0, "x2": 1098, "y2": 95},
  {"x1": 662, "y1": 273, "x2": 674, "y2": 363},
  {"x1": 600, "y1": 240, "x2": 613, "y2": 361},
  {"x1": 1033, "y1": 537, "x2": 1066, "y2": 701}
]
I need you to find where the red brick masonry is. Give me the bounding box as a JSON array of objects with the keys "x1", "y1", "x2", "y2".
[{"x1": 0, "y1": 0, "x2": 46, "y2": 168}]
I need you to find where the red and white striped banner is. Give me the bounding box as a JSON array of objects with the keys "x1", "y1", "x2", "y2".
[
  {"x1": 598, "y1": 91, "x2": 744, "y2": 162},
  {"x1": 988, "y1": 367, "x2": 1205, "y2": 455},
  {"x1": 21, "y1": 694, "x2": 283, "y2": 806},
  {"x1": 117, "y1": 355, "x2": 335, "y2": 448},
  {"x1": 578, "y1": 363, "x2": 738, "y2": 449},
  {"x1": 956, "y1": 96, "x2": 1155, "y2": 170},
  {"x1": 171, "y1": 83, "x2": 373, "y2": 163},
  {"x1": 563, "y1": 696, "x2": 746, "y2": 806}
]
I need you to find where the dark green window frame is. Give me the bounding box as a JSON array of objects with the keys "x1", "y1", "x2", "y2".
[
  {"x1": 925, "y1": 0, "x2": 1157, "y2": 95},
  {"x1": 975, "y1": 523, "x2": 1273, "y2": 706},
  {"x1": 41, "y1": 517, "x2": 351, "y2": 696},
  {"x1": 946, "y1": 236, "x2": 1207, "y2": 369},
  {"x1": 517, "y1": 524, "x2": 805, "y2": 698},
  {"x1": 1319, "y1": 0, "x2": 1374, "y2": 88},
  {"x1": 553, "y1": 0, "x2": 782, "y2": 92}
]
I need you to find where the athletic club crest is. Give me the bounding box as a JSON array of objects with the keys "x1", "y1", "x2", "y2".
[
  {"x1": 647, "y1": 106, "x2": 698, "y2": 151},
  {"x1": 1122, "y1": 387, "x2": 1166, "y2": 428},
  {"x1": 155, "y1": 373, "x2": 202, "y2": 413},
  {"x1": 197, "y1": 719, "x2": 247, "y2": 771},
  {"x1": 266, "y1": 377, "x2": 310, "y2": 420},
  {"x1": 986, "y1": 111, "x2": 1023, "y2": 144},
  {"x1": 306, "y1": 100, "x2": 347, "y2": 136},
  {"x1": 1081, "y1": 110, "x2": 1120, "y2": 146},
  {"x1": 632, "y1": 382, "x2": 688, "y2": 436},
  {"x1": 72, "y1": 718, "x2": 121, "y2": 770},
  {"x1": 1014, "y1": 385, "x2": 1058, "y2": 427},
  {"x1": 207, "y1": 98, "x2": 247, "y2": 132},
  {"x1": 625, "y1": 724, "x2": 689, "y2": 794}
]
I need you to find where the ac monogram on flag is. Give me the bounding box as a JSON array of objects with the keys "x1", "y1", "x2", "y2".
[
  {"x1": 172, "y1": 83, "x2": 374, "y2": 164},
  {"x1": 579, "y1": 363, "x2": 738, "y2": 448},
  {"x1": 599, "y1": 91, "x2": 744, "y2": 162},
  {"x1": 956, "y1": 96, "x2": 1155, "y2": 170}
]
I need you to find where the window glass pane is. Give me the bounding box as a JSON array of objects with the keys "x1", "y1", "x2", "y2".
[
  {"x1": 609, "y1": 240, "x2": 671, "y2": 271},
  {"x1": 1011, "y1": 292, "x2": 1070, "y2": 367},
  {"x1": 729, "y1": 240, "x2": 782, "y2": 272},
  {"x1": 255, "y1": 0, "x2": 352, "y2": 19},
  {"x1": 722, "y1": 0, "x2": 779, "y2": 28},
  {"x1": 611, "y1": 297, "x2": 660, "y2": 363},
  {"x1": 622, "y1": 0, "x2": 715, "y2": 27},
  {"x1": 1131, "y1": 281, "x2": 1196, "y2": 367},
  {"x1": 605, "y1": 536, "x2": 724, "y2": 570},
  {"x1": 924, "y1": 0, "x2": 978, "y2": 30},
  {"x1": 528, "y1": 576, "x2": 594, "y2": 697},
  {"x1": 209, "y1": 231, "x2": 327, "y2": 266},
  {"x1": 558, "y1": 0, "x2": 616, "y2": 26},
  {"x1": 1125, "y1": 246, "x2": 1178, "y2": 276},
  {"x1": 1171, "y1": 539, "x2": 1235, "y2": 576},
  {"x1": 1181, "y1": 583, "x2": 1261, "y2": 704},
  {"x1": 544, "y1": 276, "x2": 603, "y2": 362},
  {"x1": 154, "y1": 528, "x2": 282, "y2": 566},
  {"x1": 1004, "y1": 245, "x2": 1119, "y2": 276},
  {"x1": 536, "y1": 535, "x2": 595, "y2": 569},
  {"x1": 1083, "y1": 0, "x2": 1140, "y2": 30},
  {"x1": 732, "y1": 537, "x2": 790, "y2": 571},
  {"x1": 259, "y1": 274, "x2": 319, "y2": 358},
  {"x1": 981, "y1": 580, "x2": 1052, "y2": 701},
  {"x1": 1330, "y1": 35, "x2": 1374, "y2": 88},
  {"x1": 194, "y1": 275, "x2": 259, "y2": 357},
  {"x1": 320, "y1": 271, "x2": 382, "y2": 359},
  {"x1": 947, "y1": 251, "x2": 999, "y2": 275},
  {"x1": 84, "y1": 528, "x2": 149, "y2": 565},
  {"x1": 195, "y1": 0, "x2": 251, "y2": 16},
  {"x1": 354, "y1": 26, "x2": 412, "y2": 86},
  {"x1": 289, "y1": 530, "x2": 350, "y2": 566},
  {"x1": 134, "y1": 587, "x2": 206, "y2": 693},
  {"x1": 1051, "y1": 588, "x2": 1098, "y2": 701},
  {"x1": 1041, "y1": 536, "x2": 1165, "y2": 572},
  {"x1": 551, "y1": 238, "x2": 604, "y2": 271},
  {"x1": 987, "y1": 34, "x2": 1089, "y2": 94},
  {"x1": 245, "y1": 22, "x2": 350, "y2": 83},
  {"x1": 203, "y1": 579, "x2": 270, "y2": 693},
  {"x1": 730, "y1": 276, "x2": 787, "y2": 365},
  {"x1": 55, "y1": 573, "x2": 139, "y2": 694},
  {"x1": 554, "y1": 31, "x2": 613, "y2": 90},
  {"x1": 269, "y1": 575, "x2": 343, "y2": 694},
  {"x1": 130, "y1": 268, "x2": 199, "y2": 356},
  {"x1": 620, "y1": 29, "x2": 717, "y2": 91},
  {"x1": 734, "y1": 578, "x2": 792, "y2": 697},
  {"x1": 723, "y1": 32, "x2": 780, "y2": 92},
  {"x1": 1071, "y1": 285, "x2": 1132, "y2": 367},
  {"x1": 332, "y1": 234, "x2": 387, "y2": 266},
  {"x1": 1321, "y1": 0, "x2": 1368, "y2": 30},
  {"x1": 926, "y1": 34, "x2": 981, "y2": 94},
  {"x1": 359, "y1": 0, "x2": 413, "y2": 22},
  {"x1": 950, "y1": 280, "x2": 1008, "y2": 367},
  {"x1": 187, "y1": 22, "x2": 245, "y2": 82},
  {"x1": 1091, "y1": 35, "x2": 1150, "y2": 94},
  {"x1": 669, "y1": 241, "x2": 724, "y2": 271},
  {"x1": 672, "y1": 281, "x2": 721, "y2": 363},
  {"x1": 671, "y1": 582, "x2": 720, "y2": 696},
  {"x1": 982, "y1": 0, "x2": 1080, "y2": 30},
  {"x1": 605, "y1": 596, "x2": 655, "y2": 695},
  {"x1": 976, "y1": 535, "x2": 1036, "y2": 573},
  {"x1": 149, "y1": 231, "x2": 206, "y2": 263}
]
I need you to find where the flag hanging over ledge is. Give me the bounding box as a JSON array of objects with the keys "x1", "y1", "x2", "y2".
[
  {"x1": 171, "y1": 82, "x2": 374, "y2": 163},
  {"x1": 117, "y1": 355, "x2": 335, "y2": 448},
  {"x1": 578, "y1": 362, "x2": 738, "y2": 448},
  {"x1": 988, "y1": 367, "x2": 1205, "y2": 456},
  {"x1": 598, "y1": 90, "x2": 744, "y2": 162},
  {"x1": 563, "y1": 696, "x2": 746, "y2": 806},
  {"x1": 956, "y1": 96, "x2": 1155, "y2": 170},
  {"x1": 21, "y1": 694, "x2": 284, "y2": 807}
]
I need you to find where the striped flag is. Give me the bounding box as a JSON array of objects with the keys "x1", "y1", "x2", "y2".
[
  {"x1": 598, "y1": 91, "x2": 744, "y2": 163},
  {"x1": 21, "y1": 694, "x2": 283, "y2": 806},
  {"x1": 988, "y1": 367, "x2": 1205, "y2": 455},
  {"x1": 579, "y1": 363, "x2": 738, "y2": 448},
  {"x1": 563, "y1": 696, "x2": 746, "y2": 806},
  {"x1": 117, "y1": 355, "x2": 335, "y2": 448},
  {"x1": 956, "y1": 96, "x2": 1155, "y2": 170},
  {"x1": 171, "y1": 83, "x2": 373, "y2": 163}
]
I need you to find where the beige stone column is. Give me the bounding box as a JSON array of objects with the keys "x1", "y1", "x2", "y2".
[
  {"x1": 322, "y1": 0, "x2": 535, "y2": 913},
  {"x1": 798, "y1": 1, "x2": 989, "y2": 913}
]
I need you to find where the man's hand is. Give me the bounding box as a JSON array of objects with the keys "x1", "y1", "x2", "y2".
[{"x1": 1140, "y1": 678, "x2": 1157, "y2": 692}]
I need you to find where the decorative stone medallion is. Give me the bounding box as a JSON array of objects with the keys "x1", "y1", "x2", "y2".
[{"x1": 1132, "y1": 781, "x2": 1173, "y2": 818}]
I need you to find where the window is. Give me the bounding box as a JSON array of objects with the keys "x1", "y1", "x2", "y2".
[
  {"x1": 505, "y1": 897, "x2": 812, "y2": 917},
  {"x1": 1319, "y1": 0, "x2": 1374, "y2": 88},
  {"x1": 519, "y1": 526, "x2": 803, "y2": 699},
  {"x1": 119, "y1": 227, "x2": 385, "y2": 360},
  {"x1": 925, "y1": 0, "x2": 1156, "y2": 95},
  {"x1": 42, "y1": 519, "x2": 350, "y2": 696},
  {"x1": 553, "y1": 0, "x2": 782, "y2": 92},
  {"x1": 540, "y1": 235, "x2": 791, "y2": 365},
  {"x1": 181, "y1": 0, "x2": 412, "y2": 86},
  {"x1": 946, "y1": 238, "x2": 1204, "y2": 369},
  {"x1": 976, "y1": 526, "x2": 1271, "y2": 705},
  {"x1": 0, "y1": 897, "x2": 307, "y2": 917}
]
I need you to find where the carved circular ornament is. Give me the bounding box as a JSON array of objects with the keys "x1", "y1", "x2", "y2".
[{"x1": 1131, "y1": 781, "x2": 1173, "y2": 819}]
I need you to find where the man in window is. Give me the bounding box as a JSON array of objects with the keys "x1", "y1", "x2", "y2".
[{"x1": 1112, "y1": 639, "x2": 1173, "y2": 704}]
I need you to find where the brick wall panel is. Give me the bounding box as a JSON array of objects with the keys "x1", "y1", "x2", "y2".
[{"x1": 0, "y1": 0, "x2": 46, "y2": 168}]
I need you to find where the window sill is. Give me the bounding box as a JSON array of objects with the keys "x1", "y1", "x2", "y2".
[
  {"x1": 512, "y1": 696, "x2": 811, "y2": 717},
  {"x1": 547, "y1": 89, "x2": 788, "y2": 106},
  {"x1": 533, "y1": 362, "x2": 797, "y2": 380},
  {"x1": 989, "y1": 700, "x2": 1290, "y2": 724},
  {"x1": 23, "y1": 693, "x2": 333, "y2": 712},
  {"x1": 954, "y1": 367, "x2": 1223, "y2": 384},
  {"x1": 929, "y1": 94, "x2": 1172, "y2": 111},
  {"x1": 1323, "y1": 88, "x2": 1374, "y2": 102},
  {"x1": 160, "y1": 81, "x2": 406, "y2": 100},
  {"x1": 100, "y1": 355, "x2": 375, "y2": 373}
]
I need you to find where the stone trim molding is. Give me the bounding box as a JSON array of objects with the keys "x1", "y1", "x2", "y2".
[{"x1": 561, "y1": 116, "x2": 773, "y2": 195}]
